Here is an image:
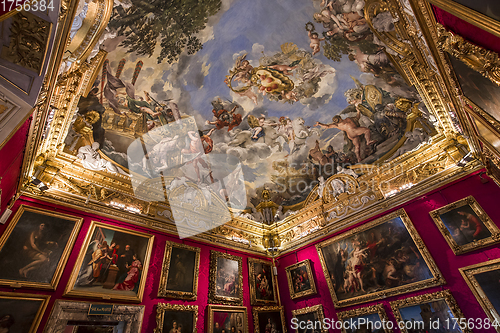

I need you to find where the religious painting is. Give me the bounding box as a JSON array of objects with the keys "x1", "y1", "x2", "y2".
[
  {"x1": 337, "y1": 304, "x2": 392, "y2": 333},
  {"x1": 460, "y1": 258, "x2": 500, "y2": 330},
  {"x1": 207, "y1": 305, "x2": 247, "y2": 333},
  {"x1": 316, "y1": 209, "x2": 444, "y2": 308},
  {"x1": 0, "y1": 205, "x2": 82, "y2": 290},
  {"x1": 430, "y1": 196, "x2": 499, "y2": 255},
  {"x1": 158, "y1": 241, "x2": 201, "y2": 300},
  {"x1": 291, "y1": 304, "x2": 327, "y2": 333},
  {"x1": 390, "y1": 290, "x2": 470, "y2": 333},
  {"x1": 64, "y1": 221, "x2": 154, "y2": 302},
  {"x1": 248, "y1": 258, "x2": 276, "y2": 305},
  {"x1": 0, "y1": 292, "x2": 50, "y2": 333},
  {"x1": 209, "y1": 251, "x2": 243, "y2": 305},
  {"x1": 253, "y1": 306, "x2": 287, "y2": 333},
  {"x1": 154, "y1": 303, "x2": 198, "y2": 333},
  {"x1": 285, "y1": 259, "x2": 317, "y2": 300}
]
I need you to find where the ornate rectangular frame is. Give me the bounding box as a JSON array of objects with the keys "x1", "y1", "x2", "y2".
[
  {"x1": 316, "y1": 208, "x2": 445, "y2": 308},
  {"x1": 252, "y1": 305, "x2": 287, "y2": 333},
  {"x1": 209, "y1": 250, "x2": 243, "y2": 305},
  {"x1": 337, "y1": 304, "x2": 393, "y2": 333},
  {"x1": 248, "y1": 257, "x2": 277, "y2": 305},
  {"x1": 154, "y1": 303, "x2": 198, "y2": 333},
  {"x1": 0, "y1": 205, "x2": 82, "y2": 290},
  {"x1": 64, "y1": 220, "x2": 155, "y2": 302},
  {"x1": 390, "y1": 289, "x2": 471, "y2": 333},
  {"x1": 157, "y1": 241, "x2": 201, "y2": 300},
  {"x1": 460, "y1": 258, "x2": 500, "y2": 332},
  {"x1": 429, "y1": 195, "x2": 500, "y2": 254},
  {"x1": 207, "y1": 304, "x2": 248, "y2": 333},
  {"x1": 291, "y1": 304, "x2": 327, "y2": 333},
  {"x1": 0, "y1": 291, "x2": 50, "y2": 333},
  {"x1": 284, "y1": 259, "x2": 317, "y2": 300}
]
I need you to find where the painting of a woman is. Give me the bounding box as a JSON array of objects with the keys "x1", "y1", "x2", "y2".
[
  {"x1": 113, "y1": 254, "x2": 142, "y2": 291},
  {"x1": 19, "y1": 223, "x2": 58, "y2": 278}
]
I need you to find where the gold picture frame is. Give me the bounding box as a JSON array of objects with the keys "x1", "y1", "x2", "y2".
[
  {"x1": 0, "y1": 291, "x2": 50, "y2": 333},
  {"x1": 209, "y1": 250, "x2": 243, "y2": 305},
  {"x1": 337, "y1": 304, "x2": 393, "y2": 333},
  {"x1": 0, "y1": 205, "x2": 82, "y2": 290},
  {"x1": 429, "y1": 196, "x2": 500, "y2": 254},
  {"x1": 390, "y1": 290, "x2": 471, "y2": 333},
  {"x1": 64, "y1": 221, "x2": 154, "y2": 302},
  {"x1": 157, "y1": 241, "x2": 201, "y2": 300},
  {"x1": 316, "y1": 209, "x2": 445, "y2": 308},
  {"x1": 248, "y1": 258, "x2": 277, "y2": 305},
  {"x1": 291, "y1": 304, "x2": 327, "y2": 333},
  {"x1": 285, "y1": 259, "x2": 317, "y2": 300},
  {"x1": 252, "y1": 306, "x2": 287, "y2": 333},
  {"x1": 154, "y1": 303, "x2": 198, "y2": 333},
  {"x1": 207, "y1": 304, "x2": 248, "y2": 333},
  {"x1": 460, "y1": 258, "x2": 500, "y2": 331}
]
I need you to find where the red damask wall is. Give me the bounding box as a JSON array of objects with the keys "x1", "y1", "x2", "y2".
[{"x1": 276, "y1": 170, "x2": 500, "y2": 332}]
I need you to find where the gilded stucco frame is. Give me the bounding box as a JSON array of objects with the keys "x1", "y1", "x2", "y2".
[
  {"x1": 429, "y1": 196, "x2": 500, "y2": 254},
  {"x1": 460, "y1": 258, "x2": 500, "y2": 331},
  {"x1": 0, "y1": 205, "x2": 82, "y2": 290},
  {"x1": 157, "y1": 241, "x2": 201, "y2": 300},
  {"x1": 316, "y1": 208, "x2": 445, "y2": 308},
  {"x1": 390, "y1": 290, "x2": 471, "y2": 333},
  {"x1": 207, "y1": 304, "x2": 248, "y2": 333},
  {"x1": 285, "y1": 259, "x2": 317, "y2": 300},
  {"x1": 64, "y1": 220, "x2": 154, "y2": 302},
  {"x1": 337, "y1": 304, "x2": 393, "y2": 333},
  {"x1": 252, "y1": 305, "x2": 287, "y2": 333},
  {"x1": 291, "y1": 304, "x2": 327, "y2": 333},
  {"x1": 248, "y1": 257, "x2": 277, "y2": 305},
  {"x1": 0, "y1": 291, "x2": 50, "y2": 333},
  {"x1": 209, "y1": 250, "x2": 243, "y2": 305},
  {"x1": 154, "y1": 303, "x2": 198, "y2": 333}
]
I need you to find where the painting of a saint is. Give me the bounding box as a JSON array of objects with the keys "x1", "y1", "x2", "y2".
[
  {"x1": 285, "y1": 259, "x2": 317, "y2": 299},
  {"x1": 248, "y1": 258, "x2": 276, "y2": 305},
  {"x1": 209, "y1": 251, "x2": 243, "y2": 305}
]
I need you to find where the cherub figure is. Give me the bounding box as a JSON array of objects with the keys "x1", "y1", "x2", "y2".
[{"x1": 308, "y1": 31, "x2": 326, "y2": 55}]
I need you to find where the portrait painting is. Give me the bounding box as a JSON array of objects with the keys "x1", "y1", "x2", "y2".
[
  {"x1": 253, "y1": 306, "x2": 287, "y2": 333},
  {"x1": 248, "y1": 258, "x2": 276, "y2": 305},
  {"x1": 154, "y1": 303, "x2": 198, "y2": 333},
  {"x1": 337, "y1": 304, "x2": 392, "y2": 333},
  {"x1": 207, "y1": 305, "x2": 247, "y2": 333},
  {"x1": 0, "y1": 292, "x2": 50, "y2": 333},
  {"x1": 390, "y1": 290, "x2": 469, "y2": 333},
  {"x1": 285, "y1": 259, "x2": 317, "y2": 300},
  {"x1": 291, "y1": 304, "x2": 327, "y2": 333},
  {"x1": 430, "y1": 196, "x2": 499, "y2": 254},
  {"x1": 460, "y1": 258, "x2": 500, "y2": 329},
  {"x1": 0, "y1": 205, "x2": 82, "y2": 289},
  {"x1": 316, "y1": 209, "x2": 444, "y2": 308},
  {"x1": 64, "y1": 221, "x2": 154, "y2": 302},
  {"x1": 158, "y1": 242, "x2": 200, "y2": 300},
  {"x1": 209, "y1": 251, "x2": 243, "y2": 305}
]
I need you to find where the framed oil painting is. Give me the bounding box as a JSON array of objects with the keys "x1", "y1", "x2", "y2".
[
  {"x1": 0, "y1": 205, "x2": 82, "y2": 289},
  {"x1": 430, "y1": 196, "x2": 499, "y2": 254},
  {"x1": 316, "y1": 209, "x2": 444, "y2": 308},
  {"x1": 209, "y1": 251, "x2": 243, "y2": 305},
  {"x1": 291, "y1": 304, "x2": 327, "y2": 333},
  {"x1": 390, "y1": 290, "x2": 470, "y2": 333},
  {"x1": 253, "y1": 306, "x2": 287, "y2": 333},
  {"x1": 337, "y1": 304, "x2": 392, "y2": 333},
  {"x1": 0, "y1": 292, "x2": 50, "y2": 333},
  {"x1": 158, "y1": 241, "x2": 200, "y2": 300},
  {"x1": 285, "y1": 259, "x2": 317, "y2": 300},
  {"x1": 64, "y1": 221, "x2": 154, "y2": 302},
  {"x1": 460, "y1": 258, "x2": 500, "y2": 331},
  {"x1": 207, "y1": 305, "x2": 247, "y2": 333},
  {"x1": 154, "y1": 303, "x2": 198, "y2": 333},
  {"x1": 248, "y1": 258, "x2": 276, "y2": 305}
]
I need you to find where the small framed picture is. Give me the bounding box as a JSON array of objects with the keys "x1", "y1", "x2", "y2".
[
  {"x1": 154, "y1": 303, "x2": 198, "y2": 333},
  {"x1": 207, "y1": 304, "x2": 247, "y2": 333},
  {"x1": 248, "y1": 258, "x2": 276, "y2": 305},
  {"x1": 390, "y1": 290, "x2": 471, "y2": 333},
  {"x1": 0, "y1": 292, "x2": 50, "y2": 333},
  {"x1": 209, "y1": 250, "x2": 243, "y2": 305},
  {"x1": 157, "y1": 241, "x2": 201, "y2": 300},
  {"x1": 291, "y1": 304, "x2": 327, "y2": 333},
  {"x1": 430, "y1": 196, "x2": 500, "y2": 254},
  {"x1": 285, "y1": 259, "x2": 317, "y2": 299},
  {"x1": 253, "y1": 306, "x2": 287, "y2": 333},
  {"x1": 337, "y1": 304, "x2": 392, "y2": 333}
]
